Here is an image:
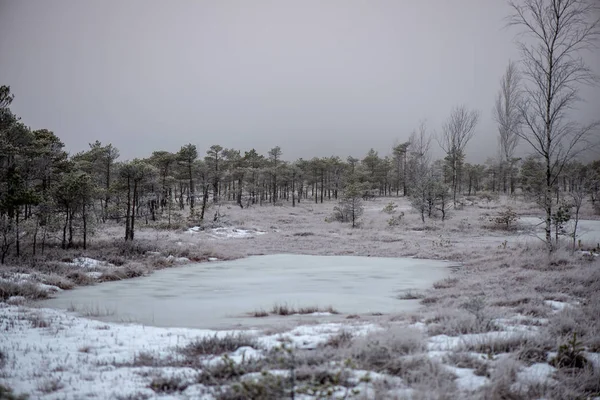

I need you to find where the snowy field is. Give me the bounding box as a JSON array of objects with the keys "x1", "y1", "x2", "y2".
[
  {"x1": 1, "y1": 196, "x2": 599, "y2": 399},
  {"x1": 4, "y1": 302, "x2": 588, "y2": 400}
]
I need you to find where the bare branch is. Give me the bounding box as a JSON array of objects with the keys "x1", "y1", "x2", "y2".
[{"x1": 507, "y1": 0, "x2": 600, "y2": 251}]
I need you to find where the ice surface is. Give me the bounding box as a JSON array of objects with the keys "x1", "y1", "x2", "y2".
[
  {"x1": 520, "y1": 217, "x2": 600, "y2": 245},
  {"x1": 41, "y1": 254, "x2": 452, "y2": 330}
]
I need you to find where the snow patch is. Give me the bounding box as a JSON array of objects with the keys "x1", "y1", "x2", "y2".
[
  {"x1": 585, "y1": 352, "x2": 600, "y2": 369},
  {"x1": 259, "y1": 323, "x2": 379, "y2": 350},
  {"x1": 428, "y1": 331, "x2": 535, "y2": 351},
  {"x1": 37, "y1": 283, "x2": 63, "y2": 293},
  {"x1": 517, "y1": 363, "x2": 556, "y2": 384},
  {"x1": 6, "y1": 295, "x2": 26, "y2": 305},
  {"x1": 85, "y1": 271, "x2": 103, "y2": 279},
  {"x1": 210, "y1": 227, "x2": 267, "y2": 239},
  {"x1": 446, "y1": 366, "x2": 489, "y2": 392},
  {"x1": 0, "y1": 304, "x2": 232, "y2": 399},
  {"x1": 188, "y1": 226, "x2": 267, "y2": 239},
  {"x1": 68, "y1": 257, "x2": 107, "y2": 268},
  {"x1": 229, "y1": 346, "x2": 264, "y2": 363},
  {"x1": 544, "y1": 300, "x2": 574, "y2": 311}
]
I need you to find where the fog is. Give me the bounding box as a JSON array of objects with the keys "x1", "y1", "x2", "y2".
[{"x1": 1, "y1": 0, "x2": 598, "y2": 162}]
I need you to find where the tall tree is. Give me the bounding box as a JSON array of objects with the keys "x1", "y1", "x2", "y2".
[
  {"x1": 437, "y1": 105, "x2": 480, "y2": 204},
  {"x1": 177, "y1": 144, "x2": 198, "y2": 211},
  {"x1": 73, "y1": 141, "x2": 119, "y2": 220},
  {"x1": 119, "y1": 160, "x2": 155, "y2": 241},
  {"x1": 493, "y1": 61, "x2": 522, "y2": 193},
  {"x1": 508, "y1": 0, "x2": 600, "y2": 251},
  {"x1": 205, "y1": 145, "x2": 223, "y2": 203},
  {"x1": 53, "y1": 171, "x2": 96, "y2": 249},
  {"x1": 393, "y1": 141, "x2": 410, "y2": 196},
  {"x1": 149, "y1": 151, "x2": 176, "y2": 211},
  {"x1": 268, "y1": 146, "x2": 282, "y2": 203}
]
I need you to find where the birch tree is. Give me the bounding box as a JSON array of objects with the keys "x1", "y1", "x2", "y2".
[
  {"x1": 508, "y1": 0, "x2": 600, "y2": 251},
  {"x1": 493, "y1": 61, "x2": 522, "y2": 193}
]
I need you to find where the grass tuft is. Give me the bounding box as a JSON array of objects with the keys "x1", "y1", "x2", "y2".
[
  {"x1": 396, "y1": 289, "x2": 425, "y2": 300},
  {"x1": 180, "y1": 333, "x2": 257, "y2": 357},
  {"x1": 148, "y1": 375, "x2": 189, "y2": 394},
  {"x1": 270, "y1": 303, "x2": 339, "y2": 316},
  {"x1": 37, "y1": 378, "x2": 64, "y2": 394},
  {"x1": 324, "y1": 330, "x2": 354, "y2": 349},
  {"x1": 251, "y1": 309, "x2": 269, "y2": 318}
]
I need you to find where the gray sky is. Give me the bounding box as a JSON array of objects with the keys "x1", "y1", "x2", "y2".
[{"x1": 1, "y1": 0, "x2": 599, "y2": 163}]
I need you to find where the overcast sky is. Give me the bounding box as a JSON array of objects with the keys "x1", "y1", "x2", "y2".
[{"x1": 1, "y1": 1, "x2": 599, "y2": 163}]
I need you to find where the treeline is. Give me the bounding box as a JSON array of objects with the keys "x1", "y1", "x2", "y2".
[{"x1": 1, "y1": 85, "x2": 599, "y2": 263}]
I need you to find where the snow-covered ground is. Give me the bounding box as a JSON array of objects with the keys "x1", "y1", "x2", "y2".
[
  {"x1": 2, "y1": 197, "x2": 598, "y2": 399},
  {"x1": 0, "y1": 304, "x2": 378, "y2": 399},
  {"x1": 1, "y1": 303, "x2": 577, "y2": 399},
  {"x1": 187, "y1": 226, "x2": 267, "y2": 239}
]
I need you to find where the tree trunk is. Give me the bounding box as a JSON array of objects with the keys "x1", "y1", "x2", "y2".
[
  {"x1": 320, "y1": 170, "x2": 324, "y2": 204},
  {"x1": 200, "y1": 185, "x2": 209, "y2": 220},
  {"x1": 68, "y1": 209, "x2": 74, "y2": 248},
  {"x1": 131, "y1": 181, "x2": 137, "y2": 240},
  {"x1": 32, "y1": 221, "x2": 38, "y2": 257},
  {"x1": 105, "y1": 161, "x2": 110, "y2": 222},
  {"x1": 83, "y1": 202, "x2": 87, "y2": 250},
  {"x1": 545, "y1": 164, "x2": 553, "y2": 252},
  {"x1": 572, "y1": 206, "x2": 580, "y2": 254},
  {"x1": 292, "y1": 172, "x2": 296, "y2": 207},
  {"x1": 237, "y1": 178, "x2": 243, "y2": 208},
  {"x1": 62, "y1": 208, "x2": 69, "y2": 249},
  {"x1": 15, "y1": 211, "x2": 20, "y2": 257},
  {"x1": 189, "y1": 164, "x2": 195, "y2": 212},
  {"x1": 41, "y1": 225, "x2": 47, "y2": 256},
  {"x1": 125, "y1": 177, "x2": 131, "y2": 241}
]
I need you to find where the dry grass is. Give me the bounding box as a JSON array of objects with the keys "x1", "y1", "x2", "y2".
[
  {"x1": 270, "y1": 303, "x2": 339, "y2": 316},
  {"x1": 324, "y1": 330, "x2": 354, "y2": 349},
  {"x1": 214, "y1": 372, "x2": 288, "y2": 400},
  {"x1": 0, "y1": 281, "x2": 48, "y2": 301},
  {"x1": 349, "y1": 326, "x2": 426, "y2": 373},
  {"x1": 396, "y1": 289, "x2": 425, "y2": 300},
  {"x1": 148, "y1": 375, "x2": 189, "y2": 394},
  {"x1": 426, "y1": 308, "x2": 498, "y2": 336},
  {"x1": 37, "y1": 378, "x2": 64, "y2": 394},
  {"x1": 251, "y1": 309, "x2": 269, "y2": 318},
  {"x1": 460, "y1": 334, "x2": 551, "y2": 355},
  {"x1": 445, "y1": 352, "x2": 490, "y2": 377},
  {"x1": 180, "y1": 333, "x2": 258, "y2": 358}
]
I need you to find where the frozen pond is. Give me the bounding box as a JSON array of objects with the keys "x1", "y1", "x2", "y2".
[
  {"x1": 42, "y1": 255, "x2": 454, "y2": 329},
  {"x1": 520, "y1": 217, "x2": 600, "y2": 246}
]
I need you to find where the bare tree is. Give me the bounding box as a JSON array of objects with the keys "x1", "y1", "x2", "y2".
[
  {"x1": 408, "y1": 122, "x2": 433, "y2": 222},
  {"x1": 437, "y1": 106, "x2": 480, "y2": 205},
  {"x1": 493, "y1": 61, "x2": 522, "y2": 193},
  {"x1": 409, "y1": 121, "x2": 432, "y2": 163},
  {"x1": 508, "y1": 0, "x2": 600, "y2": 251}
]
